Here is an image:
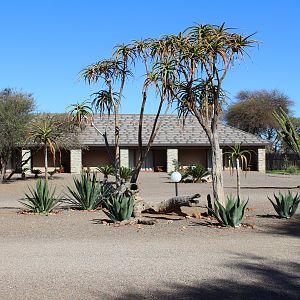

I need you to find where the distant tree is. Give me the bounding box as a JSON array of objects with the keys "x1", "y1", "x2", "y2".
[
  {"x1": 0, "y1": 89, "x2": 35, "y2": 183},
  {"x1": 225, "y1": 90, "x2": 293, "y2": 149}
]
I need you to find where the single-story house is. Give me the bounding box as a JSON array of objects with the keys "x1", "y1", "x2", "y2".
[{"x1": 21, "y1": 115, "x2": 269, "y2": 173}]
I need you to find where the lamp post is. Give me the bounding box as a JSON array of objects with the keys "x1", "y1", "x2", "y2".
[{"x1": 170, "y1": 171, "x2": 182, "y2": 196}]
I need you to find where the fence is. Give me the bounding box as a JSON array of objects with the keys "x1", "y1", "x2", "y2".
[{"x1": 266, "y1": 153, "x2": 300, "y2": 170}]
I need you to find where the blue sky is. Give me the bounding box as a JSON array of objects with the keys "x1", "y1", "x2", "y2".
[{"x1": 1, "y1": 0, "x2": 300, "y2": 116}]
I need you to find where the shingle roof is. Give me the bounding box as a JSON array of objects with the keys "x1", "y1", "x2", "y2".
[{"x1": 78, "y1": 114, "x2": 269, "y2": 147}]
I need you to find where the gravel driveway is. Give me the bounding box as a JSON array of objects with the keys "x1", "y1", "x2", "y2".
[{"x1": 0, "y1": 172, "x2": 299, "y2": 299}]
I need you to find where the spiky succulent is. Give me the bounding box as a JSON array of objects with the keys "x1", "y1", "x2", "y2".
[
  {"x1": 66, "y1": 172, "x2": 113, "y2": 210},
  {"x1": 20, "y1": 179, "x2": 61, "y2": 213},
  {"x1": 208, "y1": 195, "x2": 248, "y2": 227},
  {"x1": 103, "y1": 194, "x2": 134, "y2": 222},
  {"x1": 268, "y1": 191, "x2": 300, "y2": 219}
]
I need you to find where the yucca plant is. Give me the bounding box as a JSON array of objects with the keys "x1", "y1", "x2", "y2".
[
  {"x1": 119, "y1": 166, "x2": 133, "y2": 183},
  {"x1": 66, "y1": 172, "x2": 112, "y2": 210},
  {"x1": 97, "y1": 165, "x2": 115, "y2": 182},
  {"x1": 103, "y1": 194, "x2": 134, "y2": 222},
  {"x1": 20, "y1": 179, "x2": 61, "y2": 213},
  {"x1": 268, "y1": 191, "x2": 300, "y2": 219},
  {"x1": 208, "y1": 195, "x2": 248, "y2": 227}
]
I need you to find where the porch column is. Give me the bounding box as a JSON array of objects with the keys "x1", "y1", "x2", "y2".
[
  {"x1": 70, "y1": 149, "x2": 82, "y2": 174},
  {"x1": 258, "y1": 148, "x2": 266, "y2": 173},
  {"x1": 120, "y1": 149, "x2": 129, "y2": 168},
  {"x1": 22, "y1": 149, "x2": 31, "y2": 173},
  {"x1": 167, "y1": 148, "x2": 178, "y2": 173}
]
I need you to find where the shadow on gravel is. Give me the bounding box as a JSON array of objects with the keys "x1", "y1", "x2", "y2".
[
  {"x1": 257, "y1": 214, "x2": 280, "y2": 219},
  {"x1": 0, "y1": 206, "x2": 20, "y2": 210},
  {"x1": 240, "y1": 186, "x2": 299, "y2": 189},
  {"x1": 115, "y1": 257, "x2": 300, "y2": 300},
  {"x1": 263, "y1": 214, "x2": 300, "y2": 238}
]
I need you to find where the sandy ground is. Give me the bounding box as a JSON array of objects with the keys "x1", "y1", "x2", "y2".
[{"x1": 0, "y1": 172, "x2": 299, "y2": 299}]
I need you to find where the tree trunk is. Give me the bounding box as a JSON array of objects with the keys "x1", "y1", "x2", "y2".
[
  {"x1": 44, "y1": 144, "x2": 48, "y2": 182},
  {"x1": 211, "y1": 131, "x2": 225, "y2": 206},
  {"x1": 131, "y1": 159, "x2": 143, "y2": 184},
  {"x1": 131, "y1": 87, "x2": 165, "y2": 184},
  {"x1": 236, "y1": 158, "x2": 240, "y2": 198},
  {"x1": 1, "y1": 157, "x2": 7, "y2": 183},
  {"x1": 114, "y1": 112, "x2": 121, "y2": 188}
]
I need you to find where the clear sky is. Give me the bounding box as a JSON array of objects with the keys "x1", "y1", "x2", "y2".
[{"x1": 1, "y1": 0, "x2": 300, "y2": 116}]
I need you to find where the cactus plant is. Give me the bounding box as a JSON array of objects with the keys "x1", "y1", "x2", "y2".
[
  {"x1": 103, "y1": 194, "x2": 134, "y2": 222},
  {"x1": 208, "y1": 195, "x2": 248, "y2": 227},
  {"x1": 268, "y1": 191, "x2": 300, "y2": 219}
]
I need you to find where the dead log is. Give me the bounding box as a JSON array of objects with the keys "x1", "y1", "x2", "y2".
[
  {"x1": 148, "y1": 193, "x2": 201, "y2": 214},
  {"x1": 132, "y1": 193, "x2": 201, "y2": 217},
  {"x1": 120, "y1": 182, "x2": 201, "y2": 219}
]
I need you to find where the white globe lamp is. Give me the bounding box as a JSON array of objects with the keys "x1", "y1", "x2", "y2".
[{"x1": 170, "y1": 171, "x2": 182, "y2": 196}]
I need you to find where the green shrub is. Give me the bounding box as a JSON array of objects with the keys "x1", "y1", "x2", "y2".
[
  {"x1": 103, "y1": 194, "x2": 134, "y2": 222},
  {"x1": 182, "y1": 164, "x2": 209, "y2": 182},
  {"x1": 207, "y1": 195, "x2": 248, "y2": 227},
  {"x1": 66, "y1": 172, "x2": 112, "y2": 210},
  {"x1": 97, "y1": 165, "x2": 114, "y2": 181},
  {"x1": 20, "y1": 179, "x2": 60, "y2": 213},
  {"x1": 285, "y1": 165, "x2": 298, "y2": 174},
  {"x1": 268, "y1": 191, "x2": 300, "y2": 219}
]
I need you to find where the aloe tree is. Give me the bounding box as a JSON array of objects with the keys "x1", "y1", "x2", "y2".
[
  {"x1": 28, "y1": 116, "x2": 60, "y2": 182},
  {"x1": 70, "y1": 40, "x2": 174, "y2": 185},
  {"x1": 67, "y1": 100, "x2": 115, "y2": 165},
  {"x1": 150, "y1": 24, "x2": 257, "y2": 205},
  {"x1": 129, "y1": 39, "x2": 174, "y2": 183},
  {"x1": 226, "y1": 144, "x2": 252, "y2": 198},
  {"x1": 77, "y1": 56, "x2": 133, "y2": 187},
  {"x1": 273, "y1": 108, "x2": 300, "y2": 159},
  {"x1": 28, "y1": 114, "x2": 79, "y2": 182},
  {"x1": 70, "y1": 23, "x2": 257, "y2": 202}
]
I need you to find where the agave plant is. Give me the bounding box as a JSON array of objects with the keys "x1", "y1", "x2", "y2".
[
  {"x1": 103, "y1": 194, "x2": 134, "y2": 222},
  {"x1": 208, "y1": 195, "x2": 248, "y2": 227},
  {"x1": 119, "y1": 166, "x2": 133, "y2": 183},
  {"x1": 97, "y1": 165, "x2": 115, "y2": 182},
  {"x1": 20, "y1": 179, "x2": 61, "y2": 213},
  {"x1": 268, "y1": 191, "x2": 300, "y2": 219},
  {"x1": 66, "y1": 172, "x2": 113, "y2": 210}
]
